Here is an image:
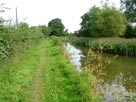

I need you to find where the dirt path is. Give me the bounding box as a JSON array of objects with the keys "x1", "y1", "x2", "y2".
[{"x1": 29, "y1": 46, "x2": 45, "y2": 102}]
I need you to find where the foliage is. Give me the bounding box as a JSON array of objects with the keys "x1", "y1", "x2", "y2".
[
  {"x1": 48, "y1": 18, "x2": 65, "y2": 36},
  {"x1": 0, "y1": 40, "x2": 42, "y2": 102},
  {"x1": 79, "y1": 4, "x2": 126, "y2": 37},
  {"x1": 39, "y1": 25, "x2": 52, "y2": 37},
  {"x1": 0, "y1": 4, "x2": 44, "y2": 63},
  {"x1": 124, "y1": 24, "x2": 136, "y2": 38},
  {"x1": 52, "y1": 37, "x2": 62, "y2": 46},
  {"x1": 71, "y1": 37, "x2": 136, "y2": 56},
  {"x1": 0, "y1": 25, "x2": 10, "y2": 61},
  {"x1": 17, "y1": 22, "x2": 30, "y2": 38},
  {"x1": 0, "y1": 22, "x2": 44, "y2": 64},
  {"x1": 43, "y1": 39, "x2": 99, "y2": 102},
  {"x1": 29, "y1": 25, "x2": 44, "y2": 38},
  {"x1": 121, "y1": 0, "x2": 136, "y2": 22},
  {"x1": 125, "y1": 91, "x2": 136, "y2": 102},
  {"x1": 80, "y1": 6, "x2": 101, "y2": 37},
  {"x1": 0, "y1": 38, "x2": 100, "y2": 102}
]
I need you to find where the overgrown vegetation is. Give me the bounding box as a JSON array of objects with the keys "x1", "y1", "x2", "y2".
[
  {"x1": 0, "y1": 4, "x2": 46, "y2": 64},
  {"x1": 71, "y1": 37, "x2": 136, "y2": 56},
  {"x1": 43, "y1": 38, "x2": 100, "y2": 102},
  {"x1": 0, "y1": 23, "x2": 44, "y2": 63},
  {"x1": 0, "y1": 38, "x2": 100, "y2": 102},
  {"x1": 0, "y1": 40, "x2": 42, "y2": 102},
  {"x1": 1, "y1": 0, "x2": 136, "y2": 101}
]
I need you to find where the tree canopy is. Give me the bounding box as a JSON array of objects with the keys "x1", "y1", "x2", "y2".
[
  {"x1": 79, "y1": 4, "x2": 126, "y2": 37},
  {"x1": 121, "y1": 0, "x2": 136, "y2": 22},
  {"x1": 48, "y1": 18, "x2": 65, "y2": 36}
]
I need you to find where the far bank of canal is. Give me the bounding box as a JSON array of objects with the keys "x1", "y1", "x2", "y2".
[{"x1": 65, "y1": 42, "x2": 136, "y2": 102}]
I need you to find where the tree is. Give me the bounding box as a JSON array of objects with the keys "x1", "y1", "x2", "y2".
[
  {"x1": 98, "y1": 4, "x2": 126, "y2": 37},
  {"x1": 80, "y1": 6, "x2": 101, "y2": 37},
  {"x1": 48, "y1": 18, "x2": 65, "y2": 36},
  {"x1": 80, "y1": 4, "x2": 126, "y2": 37},
  {"x1": 121, "y1": 0, "x2": 136, "y2": 22}
]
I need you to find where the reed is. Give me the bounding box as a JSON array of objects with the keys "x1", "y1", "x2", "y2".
[{"x1": 71, "y1": 37, "x2": 136, "y2": 56}]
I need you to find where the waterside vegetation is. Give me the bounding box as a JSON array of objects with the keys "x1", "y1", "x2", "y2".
[{"x1": 71, "y1": 37, "x2": 136, "y2": 56}]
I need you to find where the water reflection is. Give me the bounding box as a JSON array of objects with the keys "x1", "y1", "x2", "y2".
[
  {"x1": 65, "y1": 43, "x2": 136, "y2": 101},
  {"x1": 65, "y1": 43, "x2": 84, "y2": 72}
]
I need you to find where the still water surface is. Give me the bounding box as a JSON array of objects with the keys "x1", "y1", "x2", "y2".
[{"x1": 65, "y1": 43, "x2": 136, "y2": 102}]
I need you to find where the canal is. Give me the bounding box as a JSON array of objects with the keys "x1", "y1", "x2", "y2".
[{"x1": 65, "y1": 42, "x2": 136, "y2": 102}]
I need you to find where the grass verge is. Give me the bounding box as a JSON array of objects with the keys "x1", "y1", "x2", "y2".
[
  {"x1": 43, "y1": 38, "x2": 99, "y2": 102},
  {"x1": 0, "y1": 40, "x2": 43, "y2": 102}
]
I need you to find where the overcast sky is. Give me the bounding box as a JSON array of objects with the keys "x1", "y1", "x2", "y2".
[{"x1": 1, "y1": 0, "x2": 120, "y2": 32}]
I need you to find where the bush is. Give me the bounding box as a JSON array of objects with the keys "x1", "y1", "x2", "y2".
[{"x1": 0, "y1": 22, "x2": 44, "y2": 63}]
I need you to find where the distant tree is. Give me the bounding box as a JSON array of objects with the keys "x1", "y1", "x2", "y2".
[
  {"x1": 121, "y1": 0, "x2": 136, "y2": 22},
  {"x1": 80, "y1": 4, "x2": 126, "y2": 37},
  {"x1": 48, "y1": 18, "x2": 65, "y2": 36}
]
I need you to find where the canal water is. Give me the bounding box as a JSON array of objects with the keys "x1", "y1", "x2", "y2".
[{"x1": 65, "y1": 43, "x2": 136, "y2": 102}]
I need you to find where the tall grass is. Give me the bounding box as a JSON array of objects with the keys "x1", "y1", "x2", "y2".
[
  {"x1": 71, "y1": 37, "x2": 136, "y2": 56},
  {"x1": 0, "y1": 40, "x2": 43, "y2": 102}
]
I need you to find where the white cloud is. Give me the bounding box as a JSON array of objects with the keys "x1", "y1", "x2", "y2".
[{"x1": 0, "y1": 0, "x2": 120, "y2": 32}]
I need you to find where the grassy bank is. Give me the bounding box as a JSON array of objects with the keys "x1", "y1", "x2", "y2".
[
  {"x1": 71, "y1": 37, "x2": 136, "y2": 56},
  {"x1": 0, "y1": 38, "x2": 99, "y2": 102},
  {"x1": 43, "y1": 38, "x2": 99, "y2": 102},
  {"x1": 0, "y1": 40, "x2": 43, "y2": 102}
]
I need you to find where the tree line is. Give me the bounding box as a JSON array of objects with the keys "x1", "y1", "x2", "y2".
[{"x1": 77, "y1": 0, "x2": 136, "y2": 38}]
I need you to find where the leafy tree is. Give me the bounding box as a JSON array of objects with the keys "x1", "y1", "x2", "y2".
[
  {"x1": 121, "y1": 0, "x2": 136, "y2": 22},
  {"x1": 48, "y1": 18, "x2": 65, "y2": 36},
  {"x1": 80, "y1": 6, "x2": 101, "y2": 37},
  {"x1": 80, "y1": 4, "x2": 126, "y2": 37},
  {"x1": 98, "y1": 4, "x2": 126, "y2": 37}
]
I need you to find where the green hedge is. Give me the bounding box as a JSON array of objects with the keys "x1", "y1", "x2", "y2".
[{"x1": 0, "y1": 23, "x2": 44, "y2": 64}]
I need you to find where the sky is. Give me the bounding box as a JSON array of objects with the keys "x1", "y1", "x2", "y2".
[{"x1": 0, "y1": 0, "x2": 120, "y2": 32}]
